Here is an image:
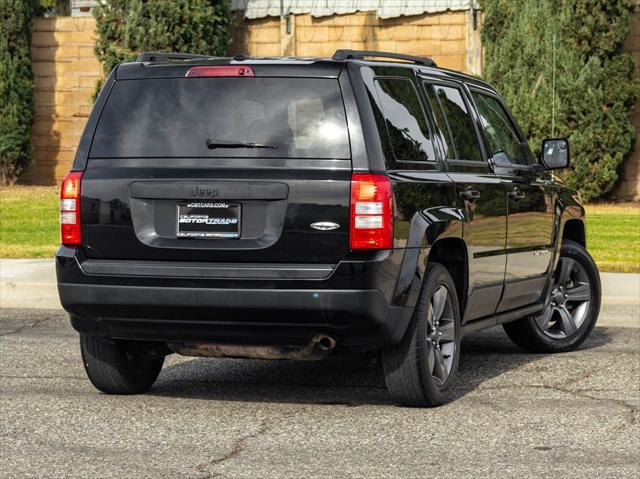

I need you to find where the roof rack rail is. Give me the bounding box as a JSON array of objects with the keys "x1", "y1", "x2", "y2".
[
  {"x1": 136, "y1": 52, "x2": 214, "y2": 63},
  {"x1": 332, "y1": 49, "x2": 437, "y2": 68}
]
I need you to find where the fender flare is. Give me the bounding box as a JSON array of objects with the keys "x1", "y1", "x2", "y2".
[
  {"x1": 553, "y1": 191, "x2": 585, "y2": 270},
  {"x1": 392, "y1": 206, "x2": 466, "y2": 309}
]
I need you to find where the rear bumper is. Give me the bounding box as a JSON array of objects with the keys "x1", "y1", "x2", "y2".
[{"x1": 56, "y1": 247, "x2": 414, "y2": 351}]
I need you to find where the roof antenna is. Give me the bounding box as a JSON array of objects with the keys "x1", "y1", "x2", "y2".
[
  {"x1": 280, "y1": 0, "x2": 284, "y2": 55},
  {"x1": 551, "y1": 31, "x2": 556, "y2": 137}
]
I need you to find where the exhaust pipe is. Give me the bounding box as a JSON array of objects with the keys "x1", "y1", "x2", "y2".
[
  {"x1": 316, "y1": 335, "x2": 337, "y2": 352},
  {"x1": 169, "y1": 334, "x2": 337, "y2": 361}
]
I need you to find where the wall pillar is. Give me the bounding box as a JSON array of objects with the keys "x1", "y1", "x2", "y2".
[
  {"x1": 22, "y1": 17, "x2": 101, "y2": 185},
  {"x1": 465, "y1": 8, "x2": 483, "y2": 75},
  {"x1": 280, "y1": 13, "x2": 296, "y2": 56}
]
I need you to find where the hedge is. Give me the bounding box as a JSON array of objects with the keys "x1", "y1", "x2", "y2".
[
  {"x1": 481, "y1": 0, "x2": 639, "y2": 201},
  {"x1": 0, "y1": 0, "x2": 37, "y2": 185},
  {"x1": 93, "y1": 0, "x2": 232, "y2": 96}
]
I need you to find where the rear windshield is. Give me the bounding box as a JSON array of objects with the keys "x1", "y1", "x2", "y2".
[{"x1": 90, "y1": 77, "x2": 350, "y2": 159}]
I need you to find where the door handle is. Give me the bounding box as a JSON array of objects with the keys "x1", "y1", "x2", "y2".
[
  {"x1": 507, "y1": 187, "x2": 526, "y2": 201},
  {"x1": 459, "y1": 188, "x2": 481, "y2": 202}
]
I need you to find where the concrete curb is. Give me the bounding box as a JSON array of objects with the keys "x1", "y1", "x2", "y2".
[
  {"x1": 1, "y1": 259, "x2": 60, "y2": 310},
  {"x1": 600, "y1": 272, "x2": 640, "y2": 304},
  {"x1": 1, "y1": 281, "x2": 61, "y2": 310},
  {"x1": 1, "y1": 259, "x2": 638, "y2": 317}
]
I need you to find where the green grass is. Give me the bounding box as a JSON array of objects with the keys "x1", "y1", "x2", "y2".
[
  {"x1": 0, "y1": 186, "x2": 638, "y2": 272},
  {"x1": 585, "y1": 203, "x2": 640, "y2": 273},
  {"x1": 0, "y1": 186, "x2": 59, "y2": 258}
]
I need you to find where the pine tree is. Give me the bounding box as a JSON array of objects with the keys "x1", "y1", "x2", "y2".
[{"x1": 481, "y1": 0, "x2": 639, "y2": 201}]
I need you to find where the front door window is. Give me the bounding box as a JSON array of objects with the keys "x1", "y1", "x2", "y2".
[{"x1": 471, "y1": 92, "x2": 528, "y2": 165}]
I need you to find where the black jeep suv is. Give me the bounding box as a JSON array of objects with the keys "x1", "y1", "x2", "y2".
[{"x1": 57, "y1": 50, "x2": 601, "y2": 406}]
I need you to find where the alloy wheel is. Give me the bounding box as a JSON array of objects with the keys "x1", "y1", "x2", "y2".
[
  {"x1": 536, "y1": 257, "x2": 592, "y2": 339},
  {"x1": 426, "y1": 285, "x2": 456, "y2": 386}
]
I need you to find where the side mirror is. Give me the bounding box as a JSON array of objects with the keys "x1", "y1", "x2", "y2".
[
  {"x1": 541, "y1": 138, "x2": 569, "y2": 170},
  {"x1": 492, "y1": 151, "x2": 511, "y2": 167}
]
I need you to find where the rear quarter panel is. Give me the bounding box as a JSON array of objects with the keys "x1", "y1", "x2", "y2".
[{"x1": 391, "y1": 173, "x2": 462, "y2": 308}]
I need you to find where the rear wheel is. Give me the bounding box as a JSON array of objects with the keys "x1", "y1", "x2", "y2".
[
  {"x1": 383, "y1": 263, "x2": 461, "y2": 407},
  {"x1": 503, "y1": 240, "x2": 601, "y2": 353},
  {"x1": 80, "y1": 335, "x2": 165, "y2": 394}
]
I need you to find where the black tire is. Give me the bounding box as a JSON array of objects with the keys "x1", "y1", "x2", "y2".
[
  {"x1": 80, "y1": 335, "x2": 165, "y2": 394},
  {"x1": 503, "y1": 240, "x2": 601, "y2": 353},
  {"x1": 383, "y1": 262, "x2": 461, "y2": 407}
]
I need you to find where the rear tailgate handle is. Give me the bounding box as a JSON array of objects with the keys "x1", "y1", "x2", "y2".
[{"x1": 130, "y1": 181, "x2": 289, "y2": 200}]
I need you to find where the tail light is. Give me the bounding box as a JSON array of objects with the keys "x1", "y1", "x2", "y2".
[
  {"x1": 185, "y1": 66, "x2": 255, "y2": 78},
  {"x1": 60, "y1": 171, "x2": 82, "y2": 245},
  {"x1": 350, "y1": 173, "x2": 393, "y2": 250}
]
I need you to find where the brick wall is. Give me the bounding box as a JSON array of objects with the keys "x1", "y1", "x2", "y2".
[
  {"x1": 21, "y1": 11, "x2": 638, "y2": 196},
  {"x1": 22, "y1": 11, "x2": 478, "y2": 184},
  {"x1": 21, "y1": 17, "x2": 100, "y2": 185},
  {"x1": 613, "y1": 14, "x2": 640, "y2": 201},
  {"x1": 230, "y1": 10, "x2": 478, "y2": 73}
]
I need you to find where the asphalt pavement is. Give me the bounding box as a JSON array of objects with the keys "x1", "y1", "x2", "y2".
[{"x1": 1, "y1": 307, "x2": 638, "y2": 478}]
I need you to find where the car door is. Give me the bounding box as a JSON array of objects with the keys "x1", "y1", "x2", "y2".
[
  {"x1": 421, "y1": 80, "x2": 507, "y2": 321},
  {"x1": 468, "y1": 87, "x2": 555, "y2": 312}
]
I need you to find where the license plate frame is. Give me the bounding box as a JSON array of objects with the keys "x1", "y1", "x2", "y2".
[{"x1": 176, "y1": 201, "x2": 241, "y2": 239}]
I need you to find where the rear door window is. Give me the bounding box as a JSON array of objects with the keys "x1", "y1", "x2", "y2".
[
  {"x1": 423, "y1": 83, "x2": 482, "y2": 162},
  {"x1": 90, "y1": 77, "x2": 350, "y2": 159},
  {"x1": 366, "y1": 77, "x2": 436, "y2": 165}
]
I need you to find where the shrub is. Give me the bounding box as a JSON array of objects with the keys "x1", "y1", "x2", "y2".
[
  {"x1": 481, "y1": 0, "x2": 639, "y2": 201},
  {"x1": 0, "y1": 0, "x2": 37, "y2": 185},
  {"x1": 93, "y1": 0, "x2": 232, "y2": 95},
  {"x1": 38, "y1": 0, "x2": 70, "y2": 16}
]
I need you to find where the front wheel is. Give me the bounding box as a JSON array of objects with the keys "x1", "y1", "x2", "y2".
[
  {"x1": 503, "y1": 239, "x2": 601, "y2": 353},
  {"x1": 383, "y1": 263, "x2": 461, "y2": 407}
]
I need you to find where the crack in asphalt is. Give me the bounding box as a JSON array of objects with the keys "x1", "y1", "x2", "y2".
[
  {"x1": 194, "y1": 417, "x2": 273, "y2": 479},
  {"x1": 0, "y1": 316, "x2": 55, "y2": 338}
]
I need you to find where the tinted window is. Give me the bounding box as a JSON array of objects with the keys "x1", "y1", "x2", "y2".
[
  {"x1": 424, "y1": 84, "x2": 482, "y2": 162},
  {"x1": 367, "y1": 78, "x2": 436, "y2": 164},
  {"x1": 471, "y1": 92, "x2": 527, "y2": 165},
  {"x1": 90, "y1": 78, "x2": 350, "y2": 159}
]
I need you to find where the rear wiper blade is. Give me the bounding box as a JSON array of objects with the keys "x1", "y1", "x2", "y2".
[{"x1": 206, "y1": 139, "x2": 278, "y2": 150}]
